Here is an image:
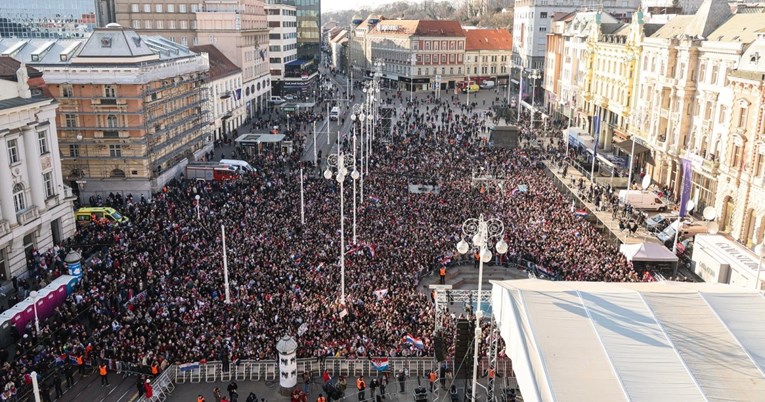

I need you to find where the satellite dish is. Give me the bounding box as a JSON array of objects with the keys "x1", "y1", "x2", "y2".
[
  {"x1": 703, "y1": 206, "x2": 716, "y2": 221},
  {"x1": 707, "y1": 221, "x2": 719, "y2": 235},
  {"x1": 686, "y1": 200, "x2": 696, "y2": 213},
  {"x1": 641, "y1": 175, "x2": 651, "y2": 190}
]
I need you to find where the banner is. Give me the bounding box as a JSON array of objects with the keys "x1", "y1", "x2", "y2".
[
  {"x1": 371, "y1": 358, "x2": 390, "y2": 371},
  {"x1": 179, "y1": 362, "x2": 200, "y2": 372},
  {"x1": 679, "y1": 158, "x2": 693, "y2": 217},
  {"x1": 592, "y1": 115, "x2": 600, "y2": 160}
]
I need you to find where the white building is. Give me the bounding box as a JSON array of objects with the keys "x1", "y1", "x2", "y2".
[
  {"x1": 512, "y1": 0, "x2": 639, "y2": 69},
  {"x1": 0, "y1": 57, "x2": 76, "y2": 279},
  {"x1": 266, "y1": 0, "x2": 297, "y2": 90},
  {"x1": 190, "y1": 45, "x2": 246, "y2": 142}
]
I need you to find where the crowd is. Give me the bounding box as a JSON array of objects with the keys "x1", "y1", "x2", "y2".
[{"x1": 0, "y1": 82, "x2": 652, "y2": 399}]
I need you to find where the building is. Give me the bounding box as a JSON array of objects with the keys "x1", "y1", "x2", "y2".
[
  {"x1": 265, "y1": 0, "x2": 298, "y2": 96},
  {"x1": 512, "y1": 0, "x2": 639, "y2": 70},
  {"x1": 716, "y1": 30, "x2": 765, "y2": 246},
  {"x1": 0, "y1": 0, "x2": 97, "y2": 39},
  {"x1": 366, "y1": 19, "x2": 466, "y2": 92},
  {"x1": 464, "y1": 29, "x2": 513, "y2": 89},
  {"x1": 328, "y1": 28, "x2": 349, "y2": 73},
  {"x1": 0, "y1": 24, "x2": 212, "y2": 201},
  {"x1": 642, "y1": 0, "x2": 709, "y2": 14},
  {"x1": 190, "y1": 45, "x2": 245, "y2": 143},
  {"x1": 113, "y1": 0, "x2": 271, "y2": 118},
  {"x1": 349, "y1": 15, "x2": 377, "y2": 80},
  {"x1": 633, "y1": 0, "x2": 731, "y2": 201},
  {"x1": 295, "y1": 0, "x2": 321, "y2": 65},
  {"x1": 0, "y1": 57, "x2": 76, "y2": 279}
]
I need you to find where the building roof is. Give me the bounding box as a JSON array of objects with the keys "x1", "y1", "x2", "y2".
[
  {"x1": 189, "y1": 45, "x2": 240, "y2": 81},
  {"x1": 706, "y1": 13, "x2": 765, "y2": 43},
  {"x1": 465, "y1": 29, "x2": 512, "y2": 51},
  {"x1": 0, "y1": 96, "x2": 52, "y2": 111},
  {"x1": 492, "y1": 279, "x2": 765, "y2": 402},
  {"x1": 77, "y1": 24, "x2": 157, "y2": 59},
  {"x1": 652, "y1": 0, "x2": 731, "y2": 39},
  {"x1": 415, "y1": 20, "x2": 465, "y2": 37},
  {"x1": 0, "y1": 56, "x2": 42, "y2": 80},
  {"x1": 367, "y1": 20, "x2": 419, "y2": 36}
]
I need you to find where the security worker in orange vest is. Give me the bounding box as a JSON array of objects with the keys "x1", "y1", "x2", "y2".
[
  {"x1": 76, "y1": 355, "x2": 84, "y2": 375},
  {"x1": 428, "y1": 370, "x2": 437, "y2": 393},
  {"x1": 317, "y1": 393, "x2": 326, "y2": 402},
  {"x1": 439, "y1": 266, "x2": 447, "y2": 284},
  {"x1": 197, "y1": 395, "x2": 205, "y2": 402},
  {"x1": 150, "y1": 362, "x2": 159, "y2": 376},
  {"x1": 356, "y1": 375, "x2": 366, "y2": 401},
  {"x1": 99, "y1": 362, "x2": 109, "y2": 386}
]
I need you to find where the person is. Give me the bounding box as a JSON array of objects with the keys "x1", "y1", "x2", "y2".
[
  {"x1": 379, "y1": 375, "x2": 387, "y2": 399},
  {"x1": 303, "y1": 371, "x2": 311, "y2": 394},
  {"x1": 144, "y1": 379, "x2": 153, "y2": 399},
  {"x1": 397, "y1": 370, "x2": 405, "y2": 393},
  {"x1": 317, "y1": 393, "x2": 326, "y2": 402},
  {"x1": 52, "y1": 370, "x2": 63, "y2": 399},
  {"x1": 439, "y1": 266, "x2": 446, "y2": 284},
  {"x1": 198, "y1": 395, "x2": 206, "y2": 402},
  {"x1": 136, "y1": 377, "x2": 145, "y2": 398},
  {"x1": 338, "y1": 375, "x2": 347, "y2": 396},
  {"x1": 356, "y1": 375, "x2": 366, "y2": 401},
  {"x1": 214, "y1": 387, "x2": 224, "y2": 402},
  {"x1": 99, "y1": 362, "x2": 109, "y2": 386},
  {"x1": 246, "y1": 393, "x2": 258, "y2": 402},
  {"x1": 428, "y1": 370, "x2": 437, "y2": 393},
  {"x1": 228, "y1": 380, "x2": 239, "y2": 401},
  {"x1": 369, "y1": 377, "x2": 378, "y2": 400}
]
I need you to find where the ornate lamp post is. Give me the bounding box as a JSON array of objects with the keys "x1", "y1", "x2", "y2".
[
  {"x1": 324, "y1": 152, "x2": 357, "y2": 302},
  {"x1": 529, "y1": 69, "x2": 541, "y2": 132},
  {"x1": 456, "y1": 214, "x2": 508, "y2": 402}
]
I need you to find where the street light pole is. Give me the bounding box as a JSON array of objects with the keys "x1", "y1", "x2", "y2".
[
  {"x1": 324, "y1": 152, "x2": 356, "y2": 303},
  {"x1": 529, "y1": 69, "x2": 541, "y2": 133},
  {"x1": 517, "y1": 67, "x2": 523, "y2": 124},
  {"x1": 410, "y1": 54, "x2": 416, "y2": 104},
  {"x1": 455, "y1": 215, "x2": 508, "y2": 402},
  {"x1": 30, "y1": 290, "x2": 40, "y2": 334},
  {"x1": 195, "y1": 194, "x2": 200, "y2": 220},
  {"x1": 313, "y1": 120, "x2": 318, "y2": 165},
  {"x1": 221, "y1": 224, "x2": 231, "y2": 304},
  {"x1": 300, "y1": 168, "x2": 305, "y2": 225}
]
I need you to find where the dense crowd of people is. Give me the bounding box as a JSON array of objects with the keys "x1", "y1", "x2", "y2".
[{"x1": 1, "y1": 79, "x2": 653, "y2": 399}]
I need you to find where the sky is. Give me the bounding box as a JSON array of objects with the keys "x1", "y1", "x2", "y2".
[{"x1": 322, "y1": 0, "x2": 426, "y2": 13}]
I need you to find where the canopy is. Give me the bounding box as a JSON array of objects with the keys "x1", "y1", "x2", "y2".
[
  {"x1": 614, "y1": 139, "x2": 650, "y2": 155},
  {"x1": 619, "y1": 242, "x2": 678, "y2": 262},
  {"x1": 491, "y1": 279, "x2": 765, "y2": 402},
  {"x1": 235, "y1": 133, "x2": 286, "y2": 146}
]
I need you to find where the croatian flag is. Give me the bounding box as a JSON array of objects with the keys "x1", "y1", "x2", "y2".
[
  {"x1": 179, "y1": 362, "x2": 201, "y2": 372},
  {"x1": 405, "y1": 334, "x2": 425, "y2": 350},
  {"x1": 365, "y1": 243, "x2": 377, "y2": 258},
  {"x1": 371, "y1": 358, "x2": 390, "y2": 371},
  {"x1": 370, "y1": 195, "x2": 381, "y2": 205},
  {"x1": 574, "y1": 210, "x2": 588, "y2": 218}
]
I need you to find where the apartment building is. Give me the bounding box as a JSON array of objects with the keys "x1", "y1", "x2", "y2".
[
  {"x1": 464, "y1": 29, "x2": 513, "y2": 89},
  {"x1": 0, "y1": 57, "x2": 76, "y2": 279},
  {"x1": 113, "y1": 0, "x2": 271, "y2": 117},
  {"x1": 0, "y1": 25, "x2": 212, "y2": 201},
  {"x1": 265, "y1": 0, "x2": 298, "y2": 95}
]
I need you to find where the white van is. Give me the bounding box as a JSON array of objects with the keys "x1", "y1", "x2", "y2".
[
  {"x1": 269, "y1": 96, "x2": 286, "y2": 105},
  {"x1": 220, "y1": 159, "x2": 256, "y2": 173},
  {"x1": 618, "y1": 190, "x2": 668, "y2": 212},
  {"x1": 480, "y1": 80, "x2": 496, "y2": 89},
  {"x1": 330, "y1": 106, "x2": 340, "y2": 121}
]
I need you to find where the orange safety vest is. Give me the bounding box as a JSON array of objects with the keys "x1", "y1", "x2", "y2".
[
  {"x1": 489, "y1": 369, "x2": 495, "y2": 379},
  {"x1": 197, "y1": 397, "x2": 205, "y2": 402},
  {"x1": 151, "y1": 365, "x2": 158, "y2": 375},
  {"x1": 439, "y1": 267, "x2": 446, "y2": 277},
  {"x1": 429, "y1": 372, "x2": 437, "y2": 383},
  {"x1": 99, "y1": 365, "x2": 107, "y2": 376},
  {"x1": 318, "y1": 397, "x2": 326, "y2": 402},
  {"x1": 356, "y1": 379, "x2": 365, "y2": 390},
  {"x1": 76, "y1": 356, "x2": 83, "y2": 365}
]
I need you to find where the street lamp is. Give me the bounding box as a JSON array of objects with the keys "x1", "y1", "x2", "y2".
[
  {"x1": 455, "y1": 214, "x2": 508, "y2": 402},
  {"x1": 29, "y1": 290, "x2": 40, "y2": 334},
  {"x1": 528, "y1": 69, "x2": 541, "y2": 132},
  {"x1": 350, "y1": 104, "x2": 367, "y2": 244},
  {"x1": 195, "y1": 194, "x2": 200, "y2": 220},
  {"x1": 410, "y1": 54, "x2": 416, "y2": 103},
  {"x1": 755, "y1": 243, "x2": 765, "y2": 290},
  {"x1": 324, "y1": 152, "x2": 356, "y2": 303}
]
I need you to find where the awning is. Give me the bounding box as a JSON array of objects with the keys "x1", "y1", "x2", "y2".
[
  {"x1": 614, "y1": 139, "x2": 650, "y2": 155},
  {"x1": 235, "y1": 133, "x2": 286, "y2": 146}
]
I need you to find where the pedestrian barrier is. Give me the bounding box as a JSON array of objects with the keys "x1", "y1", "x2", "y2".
[{"x1": 137, "y1": 368, "x2": 175, "y2": 402}]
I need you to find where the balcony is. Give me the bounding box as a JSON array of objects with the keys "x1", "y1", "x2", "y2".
[
  {"x1": 0, "y1": 220, "x2": 9, "y2": 237},
  {"x1": 16, "y1": 206, "x2": 39, "y2": 226},
  {"x1": 91, "y1": 97, "x2": 126, "y2": 106}
]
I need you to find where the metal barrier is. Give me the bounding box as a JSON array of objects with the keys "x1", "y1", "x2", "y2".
[{"x1": 137, "y1": 367, "x2": 176, "y2": 402}]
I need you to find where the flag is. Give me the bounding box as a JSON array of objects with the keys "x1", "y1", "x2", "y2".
[
  {"x1": 592, "y1": 115, "x2": 600, "y2": 160},
  {"x1": 365, "y1": 243, "x2": 377, "y2": 258},
  {"x1": 574, "y1": 210, "x2": 588, "y2": 218},
  {"x1": 179, "y1": 362, "x2": 200, "y2": 372},
  {"x1": 371, "y1": 358, "x2": 390, "y2": 371},
  {"x1": 234, "y1": 88, "x2": 242, "y2": 101},
  {"x1": 370, "y1": 195, "x2": 381, "y2": 205},
  {"x1": 259, "y1": 49, "x2": 266, "y2": 61},
  {"x1": 440, "y1": 255, "x2": 452, "y2": 266},
  {"x1": 298, "y1": 323, "x2": 309, "y2": 336},
  {"x1": 679, "y1": 158, "x2": 692, "y2": 217},
  {"x1": 405, "y1": 334, "x2": 424, "y2": 349},
  {"x1": 373, "y1": 289, "x2": 388, "y2": 300}
]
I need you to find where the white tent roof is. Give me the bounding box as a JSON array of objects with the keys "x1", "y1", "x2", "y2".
[
  {"x1": 491, "y1": 279, "x2": 765, "y2": 402},
  {"x1": 619, "y1": 242, "x2": 679, "y2": 262}
]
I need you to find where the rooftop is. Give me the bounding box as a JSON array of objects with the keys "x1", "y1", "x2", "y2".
[
  {"x1": 0, "y1": 56, "x2": 42, "y2": 81},
  {"x1": 189, "y1": 44, "x2": 241, "y2": 81},
  {"x1": 465, "y1": 29, "x2": 512, "y2": 51},
  {"x1": 706, "y1": 13, "x2": 765, "y2": 43}
]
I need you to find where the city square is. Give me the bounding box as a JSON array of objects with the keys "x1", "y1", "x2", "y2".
[{"x1": 1, "y1": 0, "x2": 765, "y2": 401}]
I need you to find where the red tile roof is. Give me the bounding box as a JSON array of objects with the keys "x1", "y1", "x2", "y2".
[
  {"x1": 465, "y1": 29, "x2": 512, "y2": 51},
  {"x1": 415, "y1": 20, "x2": 465, "y2": 37},
  {"x1": 189, "y1": 45, "x2": 241, "y2": 81}
]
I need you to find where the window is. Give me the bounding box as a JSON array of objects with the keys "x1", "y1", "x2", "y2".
[
  {"x1": 131, "y1": 4, "x2": 139, "y2": 12},
  {"x1": 132, "y1": 20, "x2": 141, "y2": 29},
  {"x1": 156, "y1": 20, "x2": 163, "y2": 29},
  {"x1": 7, "y1": 139, "x2": 19, "y2": 164},
  {"x1": 145, "y1": 20, "x2": 152, "y2": 29},
  {"x1": 43, "y1": 172, "x2": 54, "y2": 199},
  {"x1": 12, "y1": 184, "x2": 25, "y2": 212},
  {"x1": 69, "y1": 144, "x2": 79, "y2": 157},
  {"x1": 180, "y1": 20, "x2": 187, "y2": 29},
  {"x1": 179, "y1": 4, "x2": 186, "y2": 12},
  {"x1": 62, "y1": 85, "x2": 73, "y2": 97},
  {"x1": 65, "y1": 113, "x2": 76, "y2": 128},
  {"x1": 143, "y1": 4, "x2": 150, "y2": 12},
  {"x1": 756, "y1": 152, "x2": 765, "y2": 177},
  {"x1": 168, "y1": 20, "x2": 175, "y2": 29},
  {"x1": 739, "y1": 107, "x2": 748, "y2": 128},
  {"x1": 104, "y1": 85, "x2": 116, "y2": 98},
  {"x1": 109, "y1": 144, "x2": 122, "y2": 157},
  {"x1": 732, "y1": 145, "x2": 742, "y2": 168},
  {"x1": 155, "y1": 4, "x2": 163, "y2": 12},
  {"x1": 541, "y1": 12, "x2": 548, "y2": 18},
  {"x1": 191, "y1": 4, "x2": 198, "y2": 12},
  {"x1": 697, "y1": 62, "x2": 706, "y2": 82},
  {"x1": 107, "y1": 115, "x2": 118, "y2": 128},
  {"x1": 38, "y1": 130, "x2": 49, "y2": 154},
  {"x1": 168, "y1": 4, "x2": 174, "y2": 12},
  {"x1": 181, "y1": 37, "x2": 188, "y2": 45}
]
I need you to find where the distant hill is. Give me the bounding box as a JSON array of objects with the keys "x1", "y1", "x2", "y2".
[{"x1": 324, "y1": 1, "x2": 514, "y2": 30}]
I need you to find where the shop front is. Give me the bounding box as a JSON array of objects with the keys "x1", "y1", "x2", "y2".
[{"x1": 398, "y1": 77, "x2": 431, "y2": 92}]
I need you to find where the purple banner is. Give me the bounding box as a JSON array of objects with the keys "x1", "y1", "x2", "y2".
[
  {"x1": 592, "y1": 115, "x2": 600, "y2": 159},
  {"x1": 679, "y1": 158, "x2": 693, "y2": 217}
]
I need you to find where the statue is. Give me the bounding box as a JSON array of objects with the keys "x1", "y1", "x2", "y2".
[{"x1": 16, "y1": 63, "x2": 31, "y2": 98}]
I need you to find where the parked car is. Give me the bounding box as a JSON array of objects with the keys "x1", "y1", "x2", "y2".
[
  {"x1": 480, "y1": 80, "x2": 496, "y2": 89},
  {"x1": 618, "y1": 190, "x2": 668, "y2": 212},
  {"x1": 644, "y1": 213, "x2": 676, "y2": 233},
  {"x1": 269, "y1": 96, "x2": 286, "y2": 105}
]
